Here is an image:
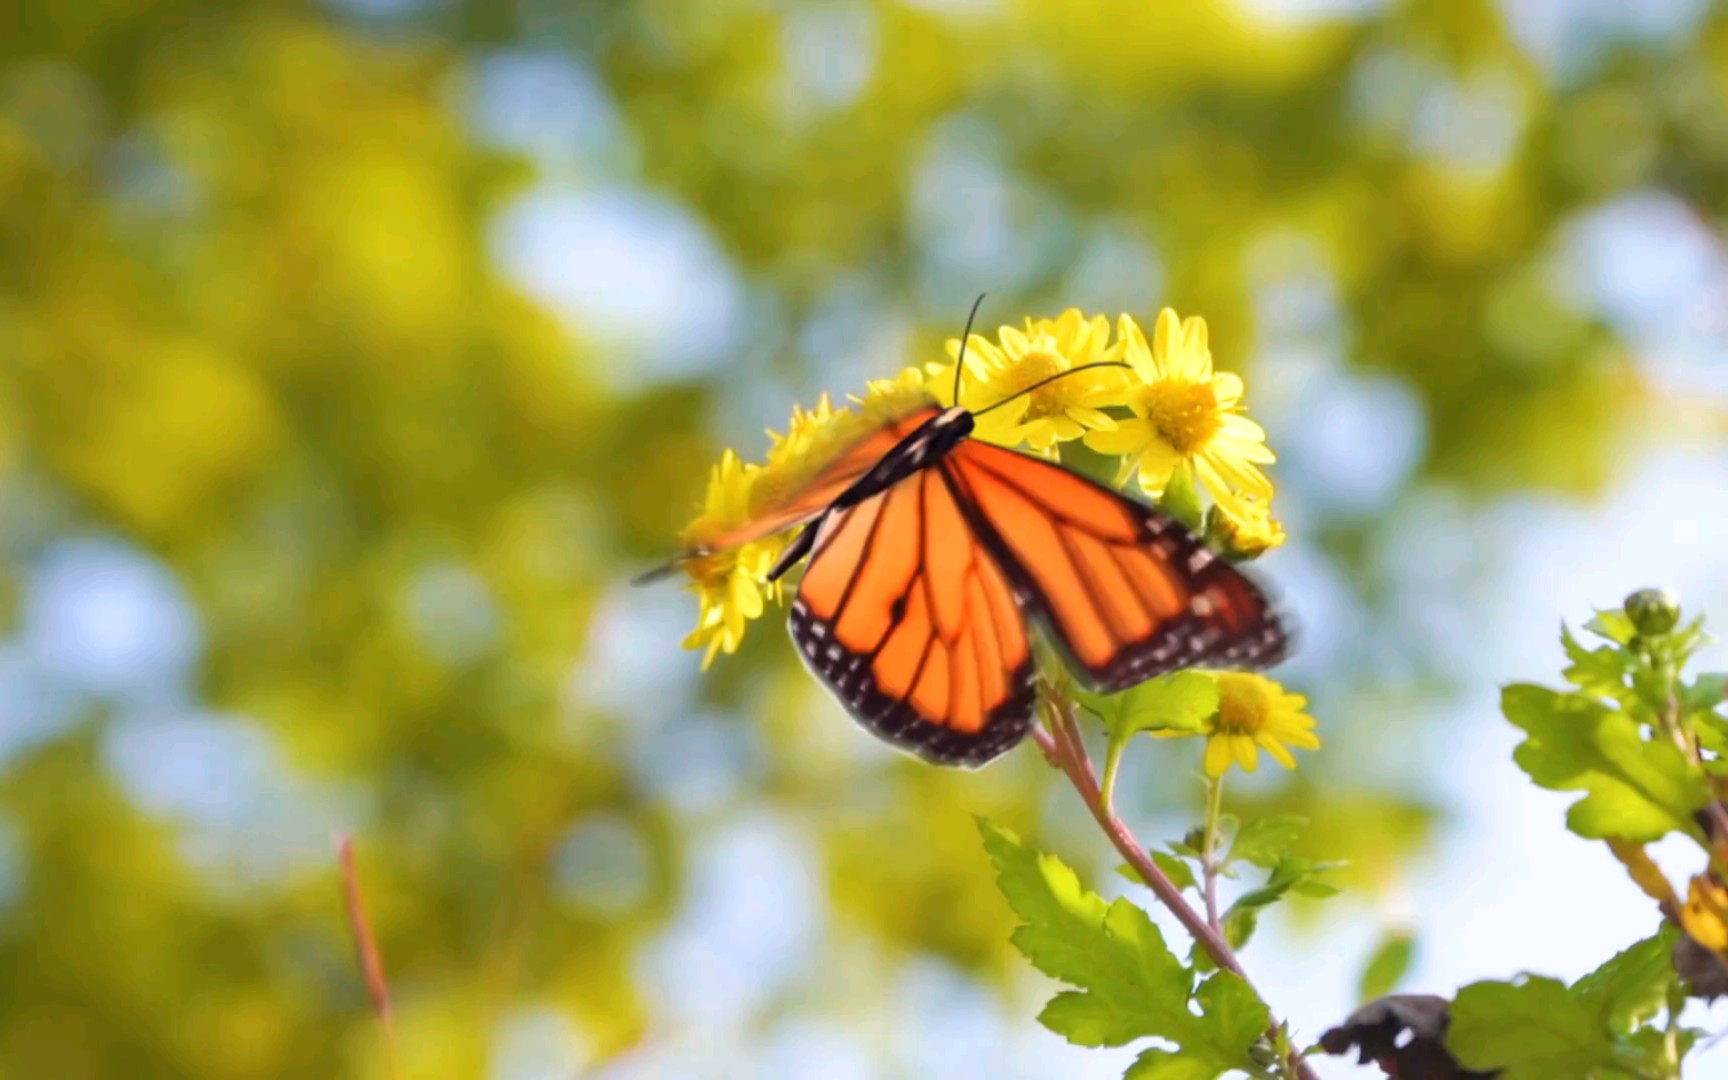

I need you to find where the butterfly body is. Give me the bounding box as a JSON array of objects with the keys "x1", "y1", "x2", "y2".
[{"x1": 688, "y1": 396, "x2": 1287, "y2": 768}]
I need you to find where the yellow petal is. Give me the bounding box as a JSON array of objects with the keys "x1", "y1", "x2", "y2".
[
  {"x1": 1204, "y1": 734, "x2": 1233, "y2": 778},
  {"x1": 1180, "y1": 316, "x2": 1212, "y2": 378},
  {"x1": 1211, "y1": 371, "x2": 1244, "y2": 408},
  {"x1": 1231, "y1": 734, "x2": 1259, "y2": 772},
  {"x1": 1152, "y1": 308, "x2": 1183, "y2": 377},
  {"x1": 1084, "y1": 423, "x2": 1152, "y2": 457},
  {"x1": 1118, "y1": 314, "x2": 1157, "y2": 382},
  {"x1": 1256, "y1": 733, "x2": 1297, "y2": 769}
]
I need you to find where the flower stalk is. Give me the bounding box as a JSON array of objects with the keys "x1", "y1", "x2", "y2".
[
  {"x1": 1034, "y1": 694, "x2": 1319, "y2": 1080},
  {"x1": 1202, "y1": 772, "x2": 1227, "y2": 931}
]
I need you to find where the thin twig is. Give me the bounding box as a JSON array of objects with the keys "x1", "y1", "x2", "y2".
[
  {"x1": 1034, "y1": 699, "x2": 1319, "y2": 1080},
  {"x1": 338, "y1": 835, "x2": 401, "y2": 1080}
]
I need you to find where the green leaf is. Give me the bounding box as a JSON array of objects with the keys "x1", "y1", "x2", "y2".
[
  {"x1": 1587, "y1": 609, "x2": 1638, "y2": 646},
  {"x1": 1221, "y1": 904, "x2": 1258, "y2": 951},
  {"x1": 1571, "y1": 927, "x2": 1679, "y2": 1033},
  {"x1": 1228, "y1": 815, "x2": 1306, "y2": 870},
  {"x1": 978, "y1": 817, "x2": 1109, "y2": 985},
  {"x1": 1684, "y1": 672, "x2": 1726, "y2": 713},
  {"x1": 1448, "y1": 976, "x2": 1625, "y2": 1078},
  {"x1": 1117, "y1": 851, "x2": 1200, "y2": 893},
  {"x1": 1159, "y1": 460, "x2": 1204, "y2": 532},
  {"x1": 1357, "y1": 931, "x2": 1415, "y2": 1003},
  {"x1": 1030, "y1": 899, "x2": 1189, "y2": 1047},
  {"x1": 1502, "y1": 684, "x2": 1708, "y2": 842},
  {"x1": 1123, "y1": 1049, "x2": 1221, "y2": 1080},
  {"x1": 1087, "y1": 672, "x2": 1219, "y2": 741},
  {"x1": 1561, "y1": 624, "x2": 1632, "y2": 702},
  {"x1": 979, "y1": 819, "x2": 1264, "y2": 1073},
  {"x1": 1150, "y1": 850, "x2": 1198, "y2": 892}
]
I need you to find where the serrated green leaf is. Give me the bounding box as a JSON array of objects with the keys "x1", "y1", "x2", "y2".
[
  {"x1": 1357, "y1": 931, "x2": 1415, "y2": 1003},
  {"x1": 1448, "y1": 976, "x2": 1625, "y2": 1079},
  {"x1": 1096, "y1": 672, "x2": 1220, "y2": 741},
  {"x1": 1502, "y1": 684, "x2": 1707, "y2": 843},
  {"x1": 1228, "y1": 815, "x2": 1306, "y2": 870},
  {"x1": 1160, "y1": 460, "x2": 1204, "y2": 532},
  {"x1": 980, "y1": 819, "x2": 1263, "y2": 1073},
  {"x1": 1571, "y1": 927, "x2": 1679, "y2": 1033},
  {"x1": 1587, "y1": 610, "x2": 1638, "y2": 646},
  {"x1": 1031, "y1": 900, "x2": 1190, "y2": 1047},
  {"x1": 1123, "y1": 1049, "x2": 1221, "y2": 1080},
  {"x1": 1562, "y1": 624, "x2": 1632, "y2": 702},
  {"x1": 978, "y1": 818, "x2": 1109, "y2": 985}
]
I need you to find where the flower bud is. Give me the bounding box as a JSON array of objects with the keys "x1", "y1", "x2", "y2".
[
  {"x1": 1204, "y1": 500, "x2": 1286, "y2": 561},
  {"x1": 1624, "y1": 588, "x2": 1680, "y2": 637}
]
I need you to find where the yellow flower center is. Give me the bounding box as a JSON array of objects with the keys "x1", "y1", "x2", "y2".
[
  {"x1": 1141, "y1": 380, "x2": 1219, "y2": 454},
  {"x1": 1003, "y1": 345, "x2": 1065, "y2": 417},
  {"x1": 1214, "y1": 674, "x2": 1271, "y2": 736}
]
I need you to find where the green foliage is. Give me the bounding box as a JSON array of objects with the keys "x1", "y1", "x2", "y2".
[
  {"x1": 1356, "y1": 931, "x2": 1415, "y2": 1004},
  {"x1": 1502, "y1": 684, "x2": 1707, "y2": 843},
  {"x1": 980, "y1": 819, "x2": 1267, "y2": 1077},
  {"x1": 1081, "y1": 671, "x2": 1219, "y2": 741},
  {"x1": 1447, "y1": 930, "x2": 1688, "y2": 1080}
]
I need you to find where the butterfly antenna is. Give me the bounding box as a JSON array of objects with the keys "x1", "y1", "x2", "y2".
[
  {"x1": 952, "y1": 293, "x2": 987, "y2": 408},
  {"x1": 971, "y1": 360, "x2": 1133, "y2": 417}
]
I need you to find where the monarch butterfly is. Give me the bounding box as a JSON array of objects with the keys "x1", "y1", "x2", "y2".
[{"x1": 647, "y1": 301, "x2": 1287, "y2": 767}]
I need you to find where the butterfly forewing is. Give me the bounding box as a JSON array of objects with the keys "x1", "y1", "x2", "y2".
[
  {"x1": 693, "y1": 404, "x2": 942, "y2": 553},
  {"x1": 939, "y1": 439, "x2": 1285, "y2": 690}
]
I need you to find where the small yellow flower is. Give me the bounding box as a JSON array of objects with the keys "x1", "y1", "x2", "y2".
[
  {"x1": 680, "y1": 450, "x2": 784, "y2": 668},
  {"x1": 1158, "y1": 672, "x2": 1319, "y2": 778},
  {"x1": 946, "y1": 308, "x2": 1126, "y2": 452},
  {"x1": 1083, "y1": 309, "x2": 1274, "y2": 517},
  {"x1": 1682, "y1": 875, "x2": 1728, "y2": 955},
  {"x1": 752, "y1": 393, "x2": 869, "y2": 515},
  {"x1": 1204, "y1": 496, "x2": 1286, "y2": 560},
  {"x1": 859, "y1": 364, "x2": 944, "y2": 421}
]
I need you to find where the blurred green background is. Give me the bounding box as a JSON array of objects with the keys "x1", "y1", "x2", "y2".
[{"x1": 2, "y1": 0, "x2": 1727, "y2": 1076}]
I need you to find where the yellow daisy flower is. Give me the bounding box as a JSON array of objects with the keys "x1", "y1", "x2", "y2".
[
  {"x1": 859, "y1": 364, "x2": 945, "y2": 421},
  {"x1": 752, "y1": 393, "x2": 869, "y2": 515},
  {"x1": 1159, "y1": 672, "x2": 1319, "y2": 778},
  {"x1": 945, "y1": 308, "x2": 1126, "y2": 452},
  {"x1": 1083, "y1": 309, "x2": 1274, "y2": 517},
  {"x1": 680, "y1": 450, "x2": 784, "y2": 669}
]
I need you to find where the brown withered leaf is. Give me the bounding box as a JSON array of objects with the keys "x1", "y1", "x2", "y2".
[
  {"x1": 1320, "y1": 994, "x2": 1499, "y2": 1079},
  {"x1": 1674, "y1": 931, "x2": 1728, "y2": 1000}
]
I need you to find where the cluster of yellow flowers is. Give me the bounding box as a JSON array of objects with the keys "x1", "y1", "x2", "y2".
[
  {"x1": 681, "y1": 306, "x2": 1287, "y2": 666},
  {"x1": 675, "y1": 304, "x2": 1316, "y2": 777}
]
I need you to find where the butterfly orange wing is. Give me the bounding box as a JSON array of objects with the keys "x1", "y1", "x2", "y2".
[
  {"x1": 940, "y1": 440, "x2": 1285, "y2": 689},
  {"x1": 789, "y1": 467, "x2": 1036, "y2": 766},
  {"x1": 691, "y1": 404, "x2": 941, "y2": 553}
]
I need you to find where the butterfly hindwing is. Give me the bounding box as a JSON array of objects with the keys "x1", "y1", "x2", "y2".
[
  {"x1": 940, "y1": 439, "x2": 1286, "y2": 690},
  {"x1": 789, "y1": 468, "x2": 1036, "y2": 767}
]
